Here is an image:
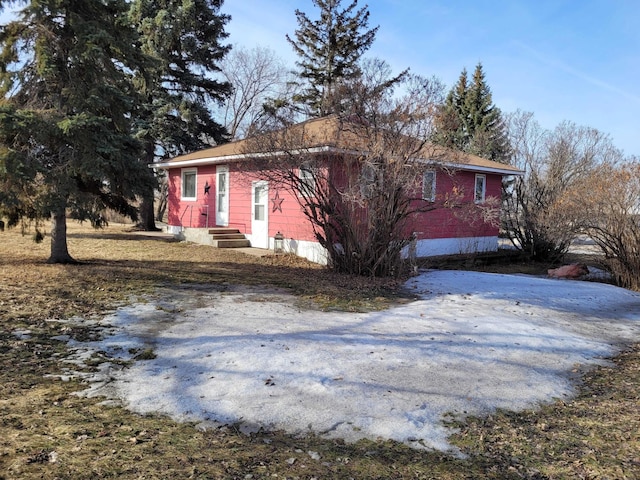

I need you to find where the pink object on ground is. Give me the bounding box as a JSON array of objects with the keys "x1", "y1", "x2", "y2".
[{"x1": 548, "y1": 263, "x2": 589, "y2": 279}]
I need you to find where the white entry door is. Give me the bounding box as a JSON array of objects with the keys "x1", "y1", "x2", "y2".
[
  {"x1": 216, "y1": 165, "x2": 229, "y2": 226},
  {"x1": 251, "y1": 181, "x2": 269, "y2": 248}
]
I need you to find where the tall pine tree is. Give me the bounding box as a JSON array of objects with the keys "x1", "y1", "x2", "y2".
[
  {"x1": 286, "y1": 0, "x2": 378, "y2": 117},
  {"x1": 432, "y1": 68, "x2": 469, "y2": 152},
  {"x1": 129, "y1": 0, "x2": 232, "y2": 230},
  {"x1": 0, "y1": 0, "x2": 153, "y2": 263},
  {"x1": 433, "y1": 63, "x2": 510, "y2": 163},
  {"x1": 465, "y1": 64, "x2": 510, "y2": 162}
]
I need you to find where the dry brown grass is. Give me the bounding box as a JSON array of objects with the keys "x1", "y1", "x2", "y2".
[{"x1": 0, "y1": 221, "x2": 638, "y2": 479}]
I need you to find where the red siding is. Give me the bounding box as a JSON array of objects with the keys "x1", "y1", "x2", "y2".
[
  {"x1": 166, "y1": 161, "x2": 502, "y2": 243},
  {"x1": 168, "y1": 166, "x2": 216, "y2": 228},
  {"x1": 168, "y1": 164, "x2": 317, "y2": 239},
  {"x1": 229, "y1": 166, "x2": 318, "y2": 241},
  {"x1": 265, "y1": 188, "x2": 318, "y2": 241},
  {"x1": 408, "y1": 170, "x2": 501, "y2": 240},
  {"x1": 226, "y1": 164, "x2": 251, "y2": 233}
]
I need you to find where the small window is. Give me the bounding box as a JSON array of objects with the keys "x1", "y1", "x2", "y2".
[
  {"x1": 299, "y1": 166, "x2": 316, "y2": 197},
  {"x1": 181, "y1": 168, "x2": 197, "y2": 200},
  {"x1": 422, "y1": 170, "x2": 436, "y2": 202},
  {"x1": 253, "y1": 183, "x2": 267, "y2": 221},
  {"x1": 360, "y1": 164, "x2": 377, "y2": 198},
  {"x1": 217, "y1": 170, "x2": 227, "y2": 213},
  {"x1": 218, "y1": 171, "x2": 227, "y2": 194},
  {"x1": 474, "y1": 174, "x2": 486, "y2": 203}
]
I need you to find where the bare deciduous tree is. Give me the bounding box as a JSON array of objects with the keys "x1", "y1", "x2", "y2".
[
  {"x1": 503, "y1": 111, "x2": 621, "y2": 261},
  {"x1": 218, "y1": 45, "x2": 293, "y2": 139}
]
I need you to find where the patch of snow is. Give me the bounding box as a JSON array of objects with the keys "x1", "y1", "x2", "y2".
[
  {"x1": 12, "y1": 329, "x2": 32, "y2": 339},
  {"x1": 65, "y1": 272, "x2": 640, "y2": 452}
]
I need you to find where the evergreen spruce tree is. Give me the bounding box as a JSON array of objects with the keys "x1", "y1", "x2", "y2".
[
  {"x1": 464, "y1": 64, "x2": 510, "y2": 163},
  {"x1": 0, "y1": 0, "x2": 153, "y2": 263},
  {"x1": 433, "y1": 63, "x2": 510, "y2": 163},
  {"x1": 129, "y1": 0, "x2": 232, "y2": 230},
  {"x1": 286, "y1": 0, "x2": 378, "y2": 117},
  {"x1": 432, "y1": 68, "x2": 469, "y2": 151}
]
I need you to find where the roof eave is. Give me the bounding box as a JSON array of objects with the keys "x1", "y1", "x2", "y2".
[
  {"x1": 148, "y1": 145, "x2": 349, "y2": 170},
  {"x1": 405, "y1": 158, "x2": 524, "y2": 176},
  {"x1": 150, "y1": 146, "x2": 524, "y2": 176},
  {"x1": 444, "y1": 161, "x2": 524, "y2": 175},
  {"x1": 149, "y1": 153, "x2": 247, "y2": 169}
]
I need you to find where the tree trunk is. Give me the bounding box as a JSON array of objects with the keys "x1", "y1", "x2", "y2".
[
  {"x1": 47, "y1": 209, "x2": 76, "y2": 264},
  {"x1": 155, "y1": 175, "x2": 168, "y2": 222},
  {"x1": 138, "y1": 195, "x2": 158, "y2": 231},
  {"x1": 136, "y1": 141, "x2": 160, "y2": 231}
]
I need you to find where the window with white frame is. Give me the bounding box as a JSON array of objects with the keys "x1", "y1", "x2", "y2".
[
  {"x1": 360, "y1": 163, "x2": 377, "y2": 198},
  {"x1": 422, "y1": 170, "x2": 436, "y2": 202},
  {"x1": 299, "y1": 165, "x2": 316, "y2": 197},
  {"x1": 181, "y1": 168, "x2": 197, "y2": 200},
  {"x1": 217, "y1": 168, "x2": 227, "y2": 213},
  {"x1": 474, "y1": 174, "x2": 486, "y2": 203}
]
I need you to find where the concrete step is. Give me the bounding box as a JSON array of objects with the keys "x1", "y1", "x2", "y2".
[
  {"x1": 208, "y1": 227, "x2": 251, "y2": 248},
  {"x1": 213, "y1": 239, "x2": 252, "y2": 248},
  {"x1": 210, "y1": 233, "x2": 247, "y2": 240},
  {"x1": 209, "y1": 227, "x2": 241, "y2": 235}
]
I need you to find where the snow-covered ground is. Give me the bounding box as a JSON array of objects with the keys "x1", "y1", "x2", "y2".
[{"x1": 64, "y1": 270, "x2": 640, "y2": 452}]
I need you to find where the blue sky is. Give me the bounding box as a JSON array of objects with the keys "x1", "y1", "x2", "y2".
[{"x1": 221, "y1": 0, "x2": 639, "y2": 157}]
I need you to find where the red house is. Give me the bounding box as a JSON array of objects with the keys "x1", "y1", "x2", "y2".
[{"x1": 150, "y1": 116, "x2": 522, "y2": 264}]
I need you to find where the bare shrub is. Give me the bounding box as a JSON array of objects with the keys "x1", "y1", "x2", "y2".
[
  {"x1": 560, "y1": 161, "x2": 640, "y2": 290},
  {"x1": 243, "y1": 70, "x2": 456, "y2": 277}
]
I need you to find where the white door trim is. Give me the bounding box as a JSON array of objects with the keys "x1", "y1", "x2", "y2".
[{"x1": 216, "y1": 165, "x2": 229, "y2": 226}]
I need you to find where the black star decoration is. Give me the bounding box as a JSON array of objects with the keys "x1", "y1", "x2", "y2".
[{"x1": 271, "y1": 190, "x2": 284, "y2": 212}]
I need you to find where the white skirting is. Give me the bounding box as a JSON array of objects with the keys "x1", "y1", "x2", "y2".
[
  {"x1": 273, "y1": 237, "x2": 329, "y2": 265},
  {"x1": 166, "y1": 224, "x2": 498, "y2": 264},
  {"x1": 407, "y1": 236, "x2": 499, "y2": 258},
  {"x1": 282, "y1": 236, "x2": 499, "y2": 265}
]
